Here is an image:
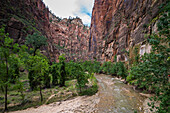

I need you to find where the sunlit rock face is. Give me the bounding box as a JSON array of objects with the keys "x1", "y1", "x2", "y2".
[
  {"x1": 0, "y1": 0, "x2": 90, "y2": 62},
  {"x1": 49, "y1": 13, "x2": 90, "y2": 62},
  {"x1": 90, "y1": 0, "x2": 165, "y2": 62}
]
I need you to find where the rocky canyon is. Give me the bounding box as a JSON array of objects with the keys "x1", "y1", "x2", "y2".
[
  {"x1": 0, "y1": 0, "x2": 166, "y2": 62},
  {"x1": 0, "y1": 0, "x2": 169, "y2": 113},
  {"x1": 90, "y1": 0, "x2": 166, "y2": 62}
]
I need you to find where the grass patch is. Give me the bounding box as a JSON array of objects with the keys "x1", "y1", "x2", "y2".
[
  {"x1": 79, "y1": 76, "x2": 98, "y2": 96},
  {"x1": 79, "y1": 85, "x2": 98, "y2": 96},
  {"x1": 46, "y1": 92, "x2": 77, "y2": 105}
]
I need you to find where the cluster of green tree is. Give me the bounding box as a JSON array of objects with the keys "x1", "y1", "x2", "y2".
[
  {"x1": 81, "y1": 58, "x2": 127, "y2": 78},
  {"x1": 127, "y1": 2, "x2": 170, "y2": 112},
  {"x1": 101, "y1": 61, "x2": 128, "y2": 80},
  {"x1": 0, "y1": 27, "x2": 49, "y2": 111},
  {"x1": 0, "y1": 28, "x2": 98, "y2": 111},
  {"x1": 54, "y1": 60, "x2": 98, "y2": 95}
]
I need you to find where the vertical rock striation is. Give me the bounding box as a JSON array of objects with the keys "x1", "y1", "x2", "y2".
[
  {"x1": 49, "y1": 14, "x2": 90, "y2": 62},
  {"x1": 90, "y1": 0, "x2": 165, "y2": 62}
]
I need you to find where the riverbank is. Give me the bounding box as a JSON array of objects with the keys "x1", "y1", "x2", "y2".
[
  {"x1": 0, "y1": 73, "x2": 98, "y2": 113},
  {"x1": 9, "y1": 74, "x2": 157, "y2": 113},
  {"x1": 10, "y1": 95, "x2": 99, "y2": 113}
]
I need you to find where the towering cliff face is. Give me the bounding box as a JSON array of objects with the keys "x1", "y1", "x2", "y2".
[
  {"x1": 0, "y1": 0, "x2": 90, "y2": 62},
  {"x1": 0, "y1": 0, "x2": 50, "y2": 42},
  {"x1": 90, "y1": 0, "x2": 165, "y2": 62},
  {"x1": 0, "y1": 0, "x2": 51, "y2": 59}
]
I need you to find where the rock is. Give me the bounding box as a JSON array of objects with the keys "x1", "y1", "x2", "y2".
[
  {"x1": 49, "y1": 13, "x2": 90, "y2": 62},
  {"x1": 139, "y1": 93, "x2": 153, "y2": 98},
  {"x1": 90, "y1": 0, "x2": 165, "y2": 62}
]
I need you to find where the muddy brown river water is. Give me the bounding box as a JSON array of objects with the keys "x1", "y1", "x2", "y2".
[
  {"x1": 11, "y1": 74, "x2": 151, "y2": 113},
  {"x1": 95, "y1": 74, "x2": 145, "y2": 113}
]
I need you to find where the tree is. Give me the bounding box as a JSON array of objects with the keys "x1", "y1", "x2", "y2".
[
  {"x1": 50, "y1": 63, "x2": 59, "y2": 85},
  {"x1": 75, "y1": 65, "x2": 88, "y2": 92},
  {"x1": 117, "y1": 62, "x2": 127, "y2": 79},
  {"x1": 25, "y1": 33, "x2": 47, "y2": 56},
  {"x1": 69, "y1": 62, "x2": 88, "y2": 92},
  {"x1": 25, "y1": 33, "x2": 47, "y2": 90},
  {"x1": 0, "y1": 27, "x2": 21, "y2": 111},
  {"x1": 44, "y1": 69, "x2": 51, "y2": 88},
  {"x1": 26, "y1": 53, "x2": 49, "y2": 102},
  {"x1": 101, "y1": 61, "x2": 112, "y2": 74},
  {"x1": 65, "y1": 60, "x2": 75, "y2": 80},
  {"x1": 59, "y1": 55, "x2": 66, "y2": 87},
  {"x1": 13, "y1": 80, "x2": 25, "y2": 103},
  {"x1": 10, "y1": 57, "x2": 20, "y2": 84},
  {"x1": 93, "y1": 60, "x2": 101, "y2": 73}
]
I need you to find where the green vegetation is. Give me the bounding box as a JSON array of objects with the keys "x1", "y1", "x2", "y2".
[
  {"x1": 0, "y1": 27, "x2": 20, "y2": 111},
  {"x1": 25, "y1": 33, "x2": 48, "y2": 91},
  {"x1": 0, "y1": 26, "x2": 29, "y2": 111},
  {"x1": 98, "y1": 59, "x2": 128, "y2": 79},
  {"x1": 126, "y1": 2, "x2": 170, "y2": 112},
  {"x1": 0, "y1": 1, "x2": 169, "y2": 113},
  {"x1": 58, "y1": 55, "x2": 66, "y2": 87},
  {"x1": 25, "y1": 33, "x2": 47, "y2": 56},
  {"x1": 0, "y1": 26, "x2": 98, "y2": 112},
  {"x1": 50, "y1": 63, "x2": 59, "y2": 86},
  {"x1": 26, "y1": 53, "x2": 50, "y2": 102}
]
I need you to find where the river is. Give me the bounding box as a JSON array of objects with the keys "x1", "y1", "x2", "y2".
[{"x1": 95, "y1": 74, "x2": 145, "y2": 113}]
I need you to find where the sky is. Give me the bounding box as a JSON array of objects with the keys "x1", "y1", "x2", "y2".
[{"x1": 43, "y1": 0, "x2": 95, "y2": 26}]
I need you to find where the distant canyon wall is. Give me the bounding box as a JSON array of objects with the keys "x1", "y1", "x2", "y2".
[
  {"x1": 49, "y1": 13, "x2": 90, "y2": 62},
  {"x1": 89, "y1": 0, "x2": 165, "y2": 62}
]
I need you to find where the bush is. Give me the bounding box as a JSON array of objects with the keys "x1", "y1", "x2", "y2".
[
  {"x1": 58, "y1": 55, "x2": 66, "y2": 87},
  {"x1": 117, "y1": 62, "x2": 128, "y2": 79},
  {"x1": 50, "y1": 63, "x2": 59, "y2": 86},
  {"x1": 128, "y1": 2, "x2": 170, "y2": 112},
  {"x1": 101, "y1": 61, "x2": 112, "y2": 74}
]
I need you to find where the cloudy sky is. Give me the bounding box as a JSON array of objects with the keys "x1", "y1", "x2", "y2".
[{"x1": 43, "y1": 0, "x2": 94, "y2": 26}]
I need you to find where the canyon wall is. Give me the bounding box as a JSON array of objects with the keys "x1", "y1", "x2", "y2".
[
  {"x1": 90, "y1": 0, "x2": 165, "y2": 62},
  {"x1": 0, "y1": 0, "x2": 90, "y2": 62},
  {"x1": 49, "y1": 14, "x2": 90, "y2": 62},
  {"x1": 0, "y1": 0, "x2": 50, "y2": 44}
]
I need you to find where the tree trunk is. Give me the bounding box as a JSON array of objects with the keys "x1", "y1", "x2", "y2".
[
  {"x1": 5, "y1": 56, "x2": 8, "y2": 111},
  {"x1": 40, "y1": 86, "x2": 43, "y2": 102},
  {"x1": 33, "y1": 48, "x2": 38, "y2": 56},
  {"x1": 33, "y1": 49, "x2": 36, "y2": 56},
  {"x1": 80, "y1": 86, "x2": 82, "y2": 93},
  {"x1": 1, "y1": 86, "x2": 4, "y2": 93},
  {"x1": 5, "y1": 85, "x2": 8, "y2": 111}
]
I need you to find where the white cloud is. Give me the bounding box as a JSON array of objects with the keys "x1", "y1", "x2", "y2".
[{"x1": 43, "y1": 0, "x2": 94, "y2": 26}]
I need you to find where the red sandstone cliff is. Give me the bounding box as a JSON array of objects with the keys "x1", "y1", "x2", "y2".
[
  {"x1": 48, "y1": 14, "x2": 90, "y2": 62},
  {"x1": 90, "y1": 0, "x2": 165, "y2": 62},
  {"x1": 0, "y1": 0, "x2": 50, "y2": 57},
  {"x1": 0, "y1": 0, "x2": 90, "y2": 62}
]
